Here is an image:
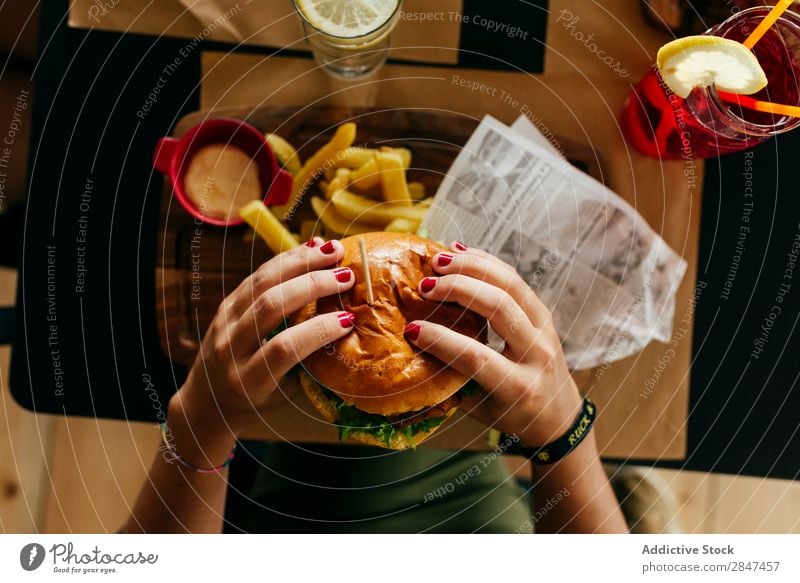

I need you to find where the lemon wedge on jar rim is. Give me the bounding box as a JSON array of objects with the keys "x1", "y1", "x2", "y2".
[
  {"x1": 296, "y1": 0, "x2": 399, "y2": 38},
  {"x1": 656, "y1": 35, "x2": 768, "y2": 99}
]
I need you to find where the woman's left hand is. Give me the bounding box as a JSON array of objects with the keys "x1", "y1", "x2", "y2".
[{"x1": 404, "y1": 241, "x2": 582, "y2": 447}]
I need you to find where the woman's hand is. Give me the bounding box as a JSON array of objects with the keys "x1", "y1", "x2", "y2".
[
  {"x1": 169, "y1": 237, "x2": 357, "y2": 451},
  {"x1": 126, "y1": 237, "x2": 360, "y2": 533},
  {"x1": 405, "y1": 241, "x2": 628, "y2": 534},
  {"x1": 404, "y1": 241, "x2": 582, "y2": 447}
]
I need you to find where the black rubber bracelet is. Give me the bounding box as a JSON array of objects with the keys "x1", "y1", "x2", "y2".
[{"x1": 503, "y1": 397, "x2": 597, "y2": 465}]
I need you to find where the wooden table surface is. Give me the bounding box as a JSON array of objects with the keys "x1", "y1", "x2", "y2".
[{"x1": 187, "y1": 2, "x2": 702, "y2": 459}]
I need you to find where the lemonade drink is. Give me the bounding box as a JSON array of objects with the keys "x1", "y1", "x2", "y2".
[{"x1": 294, "y1": 0, "x2": 402, "y2": 78}]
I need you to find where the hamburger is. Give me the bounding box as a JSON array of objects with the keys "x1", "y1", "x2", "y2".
[{"x1": 293, "y1": 232, "x2": 487, "y2": 450}]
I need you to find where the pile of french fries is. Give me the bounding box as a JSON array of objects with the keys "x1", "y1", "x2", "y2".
[{"x1": 240, "y1": 122, "x2": 431, "y2": 255}]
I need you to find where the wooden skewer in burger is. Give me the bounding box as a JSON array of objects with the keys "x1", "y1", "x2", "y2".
[{"x1": 293, "y1": 232, "x2": 488, "y2": 450}]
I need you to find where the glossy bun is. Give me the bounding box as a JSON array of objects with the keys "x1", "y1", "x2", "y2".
[{"x1": 294, "y1": 232, "x2": 487, "y2": 416}]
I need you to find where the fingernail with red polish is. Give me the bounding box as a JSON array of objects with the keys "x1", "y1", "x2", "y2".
[
  {"x1": 339, "y1": 312, "x2": 356, "y2": 328},
  {"x1": 404, "y1": 322, "x2": 421, "y2": 341},
  {"x1": 437, "y1": 253, "x2": 454, "y2": 267},
  {"x1": 320, "y1": 241, "x2": 336, "y2": 254},
  {"x1": 420, "y1": 277, "x2": 437, "y2": 293},
  {"x1": 334, "y1": 267, "x2": 352, "y2": 283},
  {"x1": 454, "y1": 241, "x2": 469, "y2": 252},
  {"x1": 305, "y1": 238, "x2": 316, "y2": 248}
]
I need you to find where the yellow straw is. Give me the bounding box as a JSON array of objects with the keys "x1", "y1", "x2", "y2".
[{"x1": 743, "y1": 0, "x2": 795, "y2": 49}]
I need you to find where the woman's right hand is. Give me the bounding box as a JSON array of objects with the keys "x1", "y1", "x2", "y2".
[
  {"x1": 169, "y1": 237, "x2": 357, "y2": 442},
  {"x1": 405, "y1": 242, "x2": 583, "y2": 448}
]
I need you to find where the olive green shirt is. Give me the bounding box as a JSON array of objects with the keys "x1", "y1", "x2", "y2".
[{"x1": 227, "y1": 443, "x2": 533, "y2": 533}]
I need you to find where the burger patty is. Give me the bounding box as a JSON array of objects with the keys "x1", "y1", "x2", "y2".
[{"x1": 386, "y1": 393, "x2": 463, "y2": 429}]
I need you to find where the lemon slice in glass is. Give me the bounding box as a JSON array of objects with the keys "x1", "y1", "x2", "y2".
[
  {"x1": 296, "y1": 0, "x2": 399, "y2": 38},
  {"x1": 656, "y1": 35, "x2": 768, "y2": 99}
]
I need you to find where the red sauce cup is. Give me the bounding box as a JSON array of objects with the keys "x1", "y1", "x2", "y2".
[{"x1": 152, "y1": 118, "x2": 292, "y2": 227}]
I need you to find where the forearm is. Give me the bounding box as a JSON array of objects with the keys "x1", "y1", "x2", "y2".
[
  {"x1": 121, "y1": 392, "x2": 236, "y2": 534},
  {"x1": 529, "y1": 431, "x2": 628, "y2": 534}
]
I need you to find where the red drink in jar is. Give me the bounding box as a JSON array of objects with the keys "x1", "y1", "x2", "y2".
[{"x1": 621, "y1": 6, "x2": 800, "y2": 159}]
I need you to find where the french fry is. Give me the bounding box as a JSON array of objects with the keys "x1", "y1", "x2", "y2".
[
  {"x1": 375, "y1": 151, "x2": 412, "y2": 206},
  {"x1": 384, "y1": 217, "x2": 420, "y2": 233},
  {"x1": 334, "y1": 147, "x2": 377, "y2": 168},
  {"x1": 340, "y1": 146, "x2": 411, "y2": 169},
  {"x1": 347, "y1": 180, "x2": 382, "y2": 200},
  {"x1": 299, "y1": 220, "x2": 320, "y2": 243},
  {"x1": 408, "y1": 181, "x2": 426, "y2": 200},
  {"x1": 331, "y1": 189, "x2": 427, "y2": 226},
  {"x1": 349, "y1": 159, "x2": 382, "y2": 190},
  {"x1": 310, "y1": 196, "x2": 372, "y2": 237},
  {"x1": 265, "y1": 133, "x2": 302, "y2": 175},
  {"x1": 239, "y1": 200, "x2": 300, "y2": 254},
  {"x1": 349, "y1": 147, "x2": 411, "y2": 191},
  {"x1": 325, "y1": 168, "x2": 350, "y2": 200},
  {"x1": 273, "y1": 122, "x2": 357, "y2": 221},
  {"x1": 382, "y1": 146, "x2": 411, "y2": 168}
]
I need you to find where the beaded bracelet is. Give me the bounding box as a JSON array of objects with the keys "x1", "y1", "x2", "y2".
[{"x1": 160, "y1": 422, "x2": 235, "y2": 474}]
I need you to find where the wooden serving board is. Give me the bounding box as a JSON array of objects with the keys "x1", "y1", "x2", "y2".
[{"x1": 155, "y1": 105, "x2": 603, "y2": 370}]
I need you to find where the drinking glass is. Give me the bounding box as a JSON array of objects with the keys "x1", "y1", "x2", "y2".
[
  {"x1": 293, "y1": 0, "x2": 403, "y2": 79},
  {"x1": 621, "y1": 6, "x2": 800, "y2": 159}
]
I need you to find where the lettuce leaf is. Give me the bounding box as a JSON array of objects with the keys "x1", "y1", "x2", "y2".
[
  {"x1": 458, "y1": 379, "x2": 481, "y2": 397},
  {"x1": 324, "y1": 381, "x2": 479, "y2": 446},
  {"x1": 326, "y1": 390, "x2": 445, "y2": 447}
]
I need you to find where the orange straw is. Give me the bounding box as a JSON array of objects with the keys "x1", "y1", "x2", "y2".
[
  {"x1": 718, "y1": 90, "x2": 800, "y2": 118},
  {"x1": 743, "y1": 0, "x2": 795, "y2": 48}
]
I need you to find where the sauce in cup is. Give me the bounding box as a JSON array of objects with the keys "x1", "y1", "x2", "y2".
[
  {"x1": 152, "y1": 118, "x2": 293, "y2": 227},
  {"x1": 184, "y1": 144, "x2": 262, "y2": 222}
]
